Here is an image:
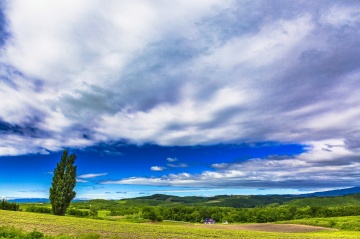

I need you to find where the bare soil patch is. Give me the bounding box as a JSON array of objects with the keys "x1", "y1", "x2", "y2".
[{"x1": 202, "y1": 223, "x2": 338, "y2": 233}]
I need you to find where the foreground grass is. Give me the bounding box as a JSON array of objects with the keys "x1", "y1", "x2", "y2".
[{"x1": 1, "y1": 210, "x2": 360, "y2": 238}]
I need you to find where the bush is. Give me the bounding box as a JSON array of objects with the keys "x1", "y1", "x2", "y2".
[
  {"x1": 67, "y1": 208, "x2": 89, "y2": 217},
  {"x1": 0, "y1": 226, "x2": 24, "y2": 238},
  {"x1": 0, "y1": 227, "x2": 43, "y2": 239},
  {"x1": 141, "y1": 207, "x2": 163, "y2": 222},
  {"x1": 77, "y1": 233, "x2": 101, "y2": 239},
  {"x1": 27, "y1": 229, "x2": 44, "y2": 239},
  {"x1": 26, "y1": 206, "x2": 51, "y2": 214},
  {"x1": 89, "y1": 207, "x2": 98, "y2": 217}
]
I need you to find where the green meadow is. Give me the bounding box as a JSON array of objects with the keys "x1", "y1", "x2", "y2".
[
  {"x1": 5, "y1": 194, "x2": 360, "y2": 238},
  {"x1": 2, "y1": 210, "x2": 360, "y2": 239}
]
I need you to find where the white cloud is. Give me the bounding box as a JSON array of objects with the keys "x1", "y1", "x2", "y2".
[{"x1": 150, "y1": 166, "x2": 165, "y2": 171}]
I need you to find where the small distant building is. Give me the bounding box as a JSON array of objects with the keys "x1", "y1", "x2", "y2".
[{"x1": 204, "y1": 218, "x2": 215, "y2": 224}]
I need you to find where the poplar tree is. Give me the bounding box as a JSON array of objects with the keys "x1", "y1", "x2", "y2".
[{"x1": 49, "y1": 150, "x2": 77, "y2": 215}]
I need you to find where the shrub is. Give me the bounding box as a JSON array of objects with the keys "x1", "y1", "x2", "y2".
[
  {"x1": 27, "y1": 229, "x2": 44, "y2": 239},
  {"x1": 26, "y1": 206, "x2": 51, "y2": 214},
  {"x1": 67, "y1": 208, "x2": 89, "y2": 217}
]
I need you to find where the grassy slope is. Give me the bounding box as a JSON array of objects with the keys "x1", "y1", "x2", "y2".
[
  {"x1": 284, "y1": 194, "x2": 360, "y2": 207},
  {"x1": 282, "y1": 216, "x2": 360, "y2": 231},
  {"x1": 1, "y1": 210, "x2": 360, "y2": 238}
]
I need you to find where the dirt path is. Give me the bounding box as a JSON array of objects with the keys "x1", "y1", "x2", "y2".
[{"x1": 201, "y1": 223, "x2": 338, "y2": 233}]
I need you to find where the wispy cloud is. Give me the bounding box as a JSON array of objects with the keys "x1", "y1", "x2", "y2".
[
  {"x1": 166, "y1": 157, "x2": 177, "y2": 162},
  {"x1": 78, "y1": 173, "x2": 108, "y2": 179},
  {"x1": 165, "y1": 158, "x2": 188, "y2": 168},
  {"x1": 18, "y1": 190, "x2": 47, "y2": 193},
  {"x1": 76, "y1": 179, "x2": 88, "y2": 183},
  {"x1": 151, "y1": 189, "x2": 224, "y2": 194},
  {"x1": 167, "y1": 163, "x2": 188, "y2": 168},
  {"x1": 211, "y1": 163, "x2": 229, "y2": 169}
]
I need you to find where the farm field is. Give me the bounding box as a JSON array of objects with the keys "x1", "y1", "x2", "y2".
[{"x1": 1, "y1": 210, "x2": 360, "y2": 238}]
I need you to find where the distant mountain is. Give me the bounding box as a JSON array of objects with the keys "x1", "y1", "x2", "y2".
[
  {"x1": 304, "y1": 187, "x2": 360, "y2": 197},
  {"x1": 6, "y1": 187, "x2": 360, "y2": 205},
  {"x1": 7, "y1": 198, "x2": 88, "y2": 203},
  {"x1": 8, "y1": 198, "x2": 50, "y2": 203}
]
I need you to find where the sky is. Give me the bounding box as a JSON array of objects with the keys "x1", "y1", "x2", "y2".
[{"x1": 0, "y1": 0, "x2": 360, "y2": 200}]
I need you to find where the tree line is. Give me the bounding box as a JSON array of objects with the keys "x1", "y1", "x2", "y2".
[
  {"x1": 17, "y1": 202, "x2": 360, "y2": 223},
  {"x1": 0, "y1": 199, "x2": 21, "y2": 211},
  {"x1": 109, "y1": 205, "x2": 360, "y2": 223}
]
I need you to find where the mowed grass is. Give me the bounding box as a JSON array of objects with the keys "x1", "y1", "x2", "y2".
[{"x1": 1, "y1": 210, "x2": 360, "y2": 238}]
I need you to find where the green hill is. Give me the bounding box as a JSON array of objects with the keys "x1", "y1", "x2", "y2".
[
  {"x1": 118, "y1": 194, "x2": 300, "y2": 208},
  {"x1": 74, "y1": 193, "x2": 360, "y2": 209},
  {"x1": 64, "y1": 193, "x2": 360, "y2": 213},
  {"x1": 120, "y1": 193, "x2": 360, "y2": 209},
  {"x1": 284, "y1": 194, "x2": 360, "y2": 207}
]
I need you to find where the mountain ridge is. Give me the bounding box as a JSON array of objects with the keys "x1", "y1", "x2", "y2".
[{"x1": 6, "y1": 186, "x2": 360, "y2": 203}]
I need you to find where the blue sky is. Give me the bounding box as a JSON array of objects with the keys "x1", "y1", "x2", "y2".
[{"x1": 1, "y1": 0, "x2": 360, "y2": 199}]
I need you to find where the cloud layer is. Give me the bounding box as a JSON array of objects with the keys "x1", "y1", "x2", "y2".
[
  {"x1": 1, "y1": 1, "x2": 360, "y2": 190},
  {"x1": 1, "y1": 1, "x2": 360, "y2": 154}
]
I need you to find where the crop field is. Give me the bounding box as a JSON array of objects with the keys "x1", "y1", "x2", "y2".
[{"x1": 1, "y1": 210, "x2": 360, "y2": 238}]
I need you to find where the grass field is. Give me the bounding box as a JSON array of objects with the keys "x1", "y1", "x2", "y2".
[
  {"x1": 283, "y1": 216, "x2": 360, "y2": 231},
  {"x1": 1, "y1": 210, "x2": 360, "y2": 238}
]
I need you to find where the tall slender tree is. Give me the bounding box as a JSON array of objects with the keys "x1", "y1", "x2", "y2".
[{"x1": 49, "y1": 150, "x2": 77, "y2": 215}]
